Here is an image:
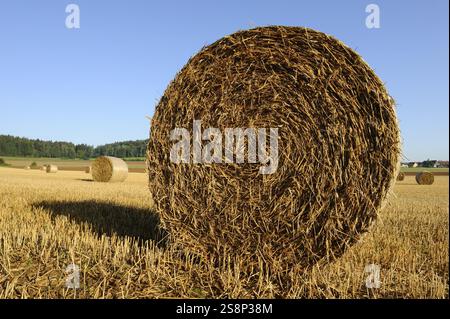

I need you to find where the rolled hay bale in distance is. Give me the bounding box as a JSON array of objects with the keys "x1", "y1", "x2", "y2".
[
  {"x1": 41, "y1": 165, "x2": 47, "y2": 171},
  {"x1": 91, "y1": 156, "x2": 128, "y2": 182},
  {"x1": 396, "y1": 172, "x2": 405, "y2": 181},
  {"x1": 85, "y1": 166, "x2": 91, "y2": 174},
  {"x1": 46, "y1": 165, "x2": 58, "y2": 173},
  {"x1": 24, "y1": 166, "x2": 30, "y2": 170},
  {"x1": 415, "y1": 171, "x2": 434, "y2": 185},
  {"x1": 147, "y1": 26, "x2": 401, "y2": 284}
]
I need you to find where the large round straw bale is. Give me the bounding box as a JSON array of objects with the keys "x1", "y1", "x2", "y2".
[
  {"x1": 147, "y1": 26, "x2": 401, "y2": 278},
  {"x1": 396, "y1": 172, "x2": 405, "y2": 181},
  {"x1": 46, "y1": 165, "x2": 58, "y2": 173},
  {"x1": 91, "y1": 156, "x2": 128, "y2": 182},
  {"x1": 415, "y1": 171, "x2": 434, "y2": 185}
]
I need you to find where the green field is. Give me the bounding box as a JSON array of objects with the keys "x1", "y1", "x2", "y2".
[
  {"x1": 400, "y1": 167, "x2": 449, "y2": 173},
  {"x1": 122, "y1": 157, "x2": 146, "y2": 161},
  {"x1": 0, "y1": 156, "x2": 146, "y2": 170},
  {"x1": 1, "y1": 156, "x2": 448, "y2": 174}
]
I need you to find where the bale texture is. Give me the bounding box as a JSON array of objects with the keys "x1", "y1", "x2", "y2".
[
  {"x1": 396, "y1": 172, "x2": 405, "y2": 181},
  {"x1": 415, "y1": 171, "x2": 434, "y2": 185},
  {"x1": 91, "y1": 156, "x2": 128, "y2": 182},
  {"x1": 147, "y1": 26, "x2": 401, "y2": 278},
  {"x1": 46, "y1": 165, "x2": 58, "y2": 173}
]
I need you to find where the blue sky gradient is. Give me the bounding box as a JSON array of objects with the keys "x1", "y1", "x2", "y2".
[{"x1": 0, "y1": 0, "x2": 448, "y2": 161}]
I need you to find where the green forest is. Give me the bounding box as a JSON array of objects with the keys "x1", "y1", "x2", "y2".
[{"x1": 0, "y1": 135, "x2": 148, "y2": 159}]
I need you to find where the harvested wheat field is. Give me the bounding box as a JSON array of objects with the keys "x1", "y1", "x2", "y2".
[{"x1": 0, "y1": 166, "x2": 447, "y2": 298}]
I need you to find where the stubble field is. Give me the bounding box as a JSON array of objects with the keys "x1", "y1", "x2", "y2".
[{"x1": 0, "y1": 167, "x2": 448, "y2": 298}]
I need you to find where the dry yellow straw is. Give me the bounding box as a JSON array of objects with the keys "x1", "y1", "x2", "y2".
[{"x1": 91, "y1": 156, "x2": 128, "y2": 182}]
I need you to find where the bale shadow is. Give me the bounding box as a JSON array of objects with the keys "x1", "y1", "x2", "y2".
[
  {"x1": 76, "y1": 179, "x2": 94, "y2": 182},
  {"x1": 32, "y1": 200, "x2": 167, "y2": 248}
]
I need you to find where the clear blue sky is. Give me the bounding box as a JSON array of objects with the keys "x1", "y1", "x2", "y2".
[{"x1": 0, "y1": 0, "x2": 448, "y2": 161}]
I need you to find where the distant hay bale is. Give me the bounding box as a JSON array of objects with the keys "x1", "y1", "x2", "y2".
[
  {"x1": 396, "y1": 172, "x2": 405, "y2": 181},
  {"x1": 46, "y1": 165, "x2": 58, "y2": 173},
  {"x1": 91, "y1": 156, "x2": 128, "y2": 182},
  {"x1": 24, "y1": 166, "x2": 30, "y2": 170},
  {"x1": 85, "y1": 166, "x2": 91, "y2": 174},
  {"x1": 147, "y1": 25, "x2": 401, "y2": 284},
  {"x1": 415, "y1": 171, "x2": 434, "y2": 185},
  {"x1": 41, "y1": 165, "x2": 47, "y2": 171}
]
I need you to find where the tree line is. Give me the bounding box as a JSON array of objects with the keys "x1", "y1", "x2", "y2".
[{"x1": 0, "y1": 135, "x2": 148, "y2": 159}]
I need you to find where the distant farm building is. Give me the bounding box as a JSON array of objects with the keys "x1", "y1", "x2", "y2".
[{"x1": 435, "y1": 160, "x2": 449, "y2": 168}]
